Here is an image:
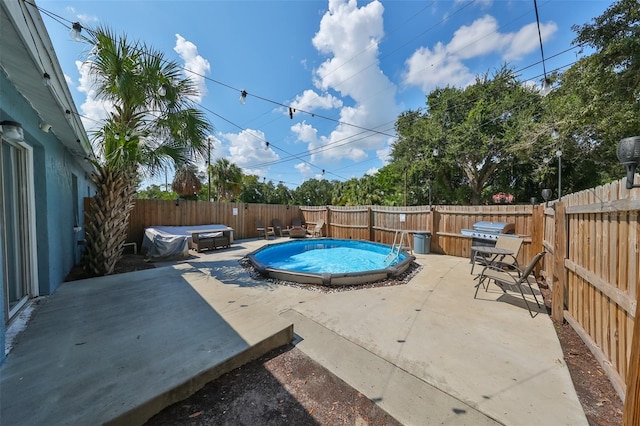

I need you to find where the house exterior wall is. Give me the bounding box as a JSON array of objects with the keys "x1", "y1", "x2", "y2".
[
  {"x1": 1, "y1": 73, "x2": 94, "y2": 364},
  {"x1": 0, "y1": 225, "x2": 4, "y2": 359}
]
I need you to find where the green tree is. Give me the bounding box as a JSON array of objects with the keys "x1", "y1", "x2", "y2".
[
  {"x1": 269, "y1": 181, "x2": 293, "y2": 204},
  {"x1": 210, "y1": 158, "x2": 243, "y2": 201},
  {"x1": 238, "y1": 175, "x2": 265, "y2": 203},
  {"x1": 136, "y1": 184, "x2": 177, "y2": 200},
  {"x1": 172, "y1": 164, "x2": 202, "y2": 200},
  {"x1": 393, "y1": 66, "x2": 542, "y2": 204},
  {"x1": 572, "y1": 0, "x2": 640, "y2": 94},
  {"x1": 83, "y1": 27, "x2": 212, "y2": 276},
  {"x1": 291, "y1": 179, "x2": 335, "y2": 206},
  {"x1": 543, "y1": 0, "x2": 640, "y2": 189}
]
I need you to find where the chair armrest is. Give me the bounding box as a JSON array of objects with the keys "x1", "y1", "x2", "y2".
[
  {"x1": 479, "y1": 263, "x2": 522, "y2": 284},
  {"x1": 490, "y1": 254, "x2": 520, "y2": 270}
]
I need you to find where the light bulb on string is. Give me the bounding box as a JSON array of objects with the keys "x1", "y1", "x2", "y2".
[
  {"x1": 158, "y1": 85, "x2": 167, "y2": 97},
  {"x1": 42, "y1": 72, "x2": 51, "y2": 86},
  {"x1": 239, "y1": 90, "x2": 247, "y2": 105},
  {"x1": 541, "y1": 78, "x2": 553, "y2": 96},
  {"x1": 70, "y1": 22, "x2": 83, "y2": 42}
]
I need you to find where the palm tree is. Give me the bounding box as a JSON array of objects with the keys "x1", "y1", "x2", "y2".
[
  {"x1": 172, "y1": 164, "x2": 202, "y2": 199},
  {"x1": 83, "y1": 27, "x2": 212, "y2": 276},
  {"x1": 209, "y1": 158, "x2": 242, "y2": 201}
]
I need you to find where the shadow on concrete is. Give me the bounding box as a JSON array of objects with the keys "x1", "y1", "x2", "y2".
[{"x1": 0, "y1": 265, "x2": 292, "y2": 425}]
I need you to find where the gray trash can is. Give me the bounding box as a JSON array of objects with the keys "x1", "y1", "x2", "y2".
[{"x1": 413, "y1": 232, "x2": 431, "y2": 254}]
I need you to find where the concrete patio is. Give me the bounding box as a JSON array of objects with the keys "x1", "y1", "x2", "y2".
[{"x1": 1, "y1": 238, "x2": 588, "y2": 425}]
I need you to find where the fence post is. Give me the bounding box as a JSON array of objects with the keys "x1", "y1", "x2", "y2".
[
  {"x1": 552, "y1": 202, "x2": 566, "y2": 323},
  {"x1": 430, "y1": 206, "x2": 437, "y2": 254},
  {"x1": 325, "y1": 206, "x2": 330, "y2": 238},
  {"x1": 368, "y1": 206, "x2": 373, "y2": 242},
  {"x1": 624, "y1": 286, "x2": 640, "y2": 425},
  {"x1": 531, "y1": 205, "x2": 544, "y2": 274}
]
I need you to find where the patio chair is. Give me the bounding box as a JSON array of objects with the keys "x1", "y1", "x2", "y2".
[
  {"x1": 288, "y1": 226, "x2": 307, "y2": 238},
  {"x1": 474, "y1": 251, "x2": 546, "y2": 318},
  {"x1": 256, "y1": 220, "x2": 275, "y2": 240},
  {"x1": 292, "y1": 217, "x2": 305, "y2": 228},
  {"x1": 272, "y1": 219, "x2": 290, "y2": 237},
  {"x1": 311, "y1": 219, "x2": 325, "y2": 237},
  {"x1": 471, "y1": 236, "x2": 524, "y2": 275}
]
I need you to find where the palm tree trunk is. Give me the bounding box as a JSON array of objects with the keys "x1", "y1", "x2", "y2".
[{"x1": 84, "y1": 164, "x2": 137, "y2": 276}]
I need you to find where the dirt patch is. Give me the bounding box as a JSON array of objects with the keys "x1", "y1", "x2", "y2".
[
  {"x1": 68, "y1": 255, "x2": 624, "y2": 425},
  {"x1": 64, "y1": 254, "x2": 155, "y2": 282},
  {"x1": 538, "y1": 281, "x2": 623, "y2": 426},
  {"x1": 146, "y1": 345, "x2": 401, "y2": 426}
]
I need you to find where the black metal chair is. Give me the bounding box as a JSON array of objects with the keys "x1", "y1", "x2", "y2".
[{"x1": 474, "y1": 251, "x2": 546, "y2": 317}]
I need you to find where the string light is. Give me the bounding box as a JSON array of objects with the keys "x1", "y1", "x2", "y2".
[
  {"x1": 239, "y1": 90, "x2": 247, "y2": 104},
  {"x1": 42, "y1": 72, "x2": 51, "y2": 86},
  {"x1": 70, "y1": 22, "x2": 83, "y2": 41},
  {"x1": 533, "y1": 0, "x2": 551, "y2": 96}
]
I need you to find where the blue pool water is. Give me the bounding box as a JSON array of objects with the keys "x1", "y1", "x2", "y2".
[{"x1": 253, "y1": 239, "x2": 406, "y2": 274}]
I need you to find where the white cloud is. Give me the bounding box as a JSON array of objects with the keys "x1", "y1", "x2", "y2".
[
  {"x1": 365, "y1": 167, "x2": 378, "y2": 176},
  {"x1": 204, "y1": 134, "x2": 223, "y2": 161},
  {"x1": 75, "y1": 60, "x2": 112, "y2": 132},
  {"x1": 290, "y1": 89, "x2": 343, "y2": 112},
  {"x1": 403, "y1": 14, "x2": 558, "y2": 93},
  {"x1": 376, "y1": 144, "x2": 392, "y2": 165},
  {"x1": 403, "y1": 43, "x2": 474, "y2": 91},
  {"x1": 174, "y1": 34, "x2": 210, "y2": 103},
  {"x1": 222, "y1": 129, "x2": 279, "y2": 177},
  {"x1": 295, "y1": 162, "x2": 313, "y2": 178},
  {"x1": 503, "y1": 21, "x2": 557, "y2": 61},
  {"x1": 292, "y1": 0, "x2": 399, "y2": 166},
  {"x1": 291, "y1": 121, "x2": 320, "y2": 144},
  {"x1": 446, "y1": 15, "x2": 506, "y2": 59},
  {"x1": 76, "y1": 13, "x2": 98, "y2": 24},
  {"x1": 66, "y1": 7, "x2": 98, "y2": 25}
]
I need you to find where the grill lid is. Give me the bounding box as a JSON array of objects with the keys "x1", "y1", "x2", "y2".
[{"x1": 472, "y1": 221, "x2": 515, "y2": 234}]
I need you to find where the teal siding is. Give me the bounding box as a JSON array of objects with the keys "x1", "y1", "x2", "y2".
[{"x1": 1, "y1": 72, "x2": 94, "y2": 364}]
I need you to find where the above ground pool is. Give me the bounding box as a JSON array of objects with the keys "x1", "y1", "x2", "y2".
[{"x1": 247, "y1": 238, "x2": 416, "y2": 286}]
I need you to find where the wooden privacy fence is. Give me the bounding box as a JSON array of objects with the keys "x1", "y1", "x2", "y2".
[
  {"x1": 300, "y1": 204, "x2": 538, "y2": 266},
  {"x1": 106, "y1": 177, "x2": 640, "y2": 419},
  {"x1": 122, "y1": 199, "x2": 302, "y2": 244},
  {"x1": 547, "y1": 180, "x2": 640, "y2": 423}
]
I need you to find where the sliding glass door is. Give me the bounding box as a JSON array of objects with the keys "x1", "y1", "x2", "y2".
[{"x1": 1, "y1": 138, "x2": 37, "y2": 322}]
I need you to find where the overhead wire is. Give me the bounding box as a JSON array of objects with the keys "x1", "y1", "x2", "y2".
[
  {"x1": 27, "y1": 0, "x2": 586, "y2": 185},
  {"x1": 24, "y1": 0, "x2": 396, "y2": 181}
]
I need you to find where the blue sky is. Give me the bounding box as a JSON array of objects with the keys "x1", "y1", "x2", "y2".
[{"x1": 36, "y1": 0, "x2": 612, "y2": 189}]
